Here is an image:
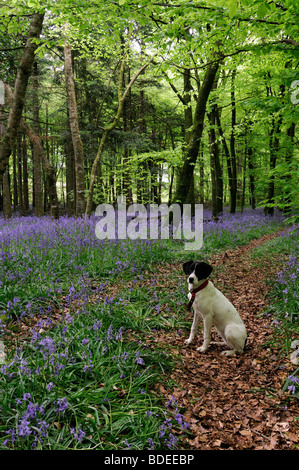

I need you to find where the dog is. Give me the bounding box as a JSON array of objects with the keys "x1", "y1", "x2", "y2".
[{"x1": 183, "y1": 261, "x2": 247, "y2": 356}]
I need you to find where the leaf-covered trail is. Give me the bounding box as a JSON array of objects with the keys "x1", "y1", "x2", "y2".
[{"x1": 149, "y1": 232, "x2": 299, "y2": 450}]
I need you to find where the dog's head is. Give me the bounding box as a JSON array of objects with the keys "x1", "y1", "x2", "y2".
[{"x1": 182, "y1": 261, "x2": 213, "y2": 289}]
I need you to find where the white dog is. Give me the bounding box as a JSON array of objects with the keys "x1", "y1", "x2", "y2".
[{"x1": 183, "y1": 261, "x2": 247, "y2": 356}]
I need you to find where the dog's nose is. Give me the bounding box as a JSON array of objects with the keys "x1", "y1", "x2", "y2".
[{"x1": 189, "y1": 277, "x2": 194, "y2": 283}]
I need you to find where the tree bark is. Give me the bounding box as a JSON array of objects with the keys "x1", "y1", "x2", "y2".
[
  {"x1": 0, "y1": 12, "x2": 44, "y2": 177},
  {"x1": 64, "y1": 124, "x2": 76, "y2": 216},
  {"x1": 247, "y1": 143, "x2": 256, "y2": 210},
  {"x1": 64, "y1": 39, "x2": 86, "y2": 217},
  {"x1": 2, "y1": 170, "x2": 11, "y2": 218},
  {"x1": 214, "y1": 104, "x2": 236, "y2": 211},
  {"x1": 208, "y1": 103, "x2": 223, "y2": 217},
  {"x1": 283, "y1": 122, "x2": 295, "y2": 213},
  {"x1": 172, "y1": 61, "x2": 219, "y2": 205},
  {"x1": 264, "y1": 115, "x2": 282, "y2": 215},
  {"x1": 246, "y1": 120, "x2": 256, "y2": 210},
  {"x1": 17, "y1": 131, "x2": 23, "y2": 216},
  {"x1": 13, "y1": 146, "x2": 18, "y2": 210},
  {"x1": 0, "y1": 104, "x2": 11, "y2": 218},
  {"x1": 32, "y1": 61, "x2": 44, "y2": 216},
  {"x1": 229, "y1": 67, "x2": 237, "y2": 213},
  {"x1": 22, "y1": 134, "x2": 29, "y2": 211},
  {"x1": 122, "y1": 68, "x2": 133, "y2": 205}
]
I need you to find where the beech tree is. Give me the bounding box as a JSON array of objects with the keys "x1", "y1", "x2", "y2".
[{"x1": 64, "y1": 30, "x2": 86, "y2": 217}]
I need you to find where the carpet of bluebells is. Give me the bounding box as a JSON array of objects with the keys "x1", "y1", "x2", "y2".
[
  {"x1": 0, "y1": 208, "x2": 296, "y2": 450},
  {"x1": 251, "y1": 227, "x2": 299, "y2": 400}
]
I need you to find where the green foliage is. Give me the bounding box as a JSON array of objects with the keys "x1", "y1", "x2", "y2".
[{"x1": 0, "y1": 0, "x2": 297, "y2": 213}]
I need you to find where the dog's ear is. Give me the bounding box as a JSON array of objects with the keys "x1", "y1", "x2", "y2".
[
  {"x1": 182, "y1": 260, "x2": 195, "y2": 274},
  {"x1": 195, "y1": 262, "x2": 213, "y2": 280}
]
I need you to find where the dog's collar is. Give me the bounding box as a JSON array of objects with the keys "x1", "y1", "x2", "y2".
[{"x1": 187, "y1": 279, "x2": 209, "y2": 311}]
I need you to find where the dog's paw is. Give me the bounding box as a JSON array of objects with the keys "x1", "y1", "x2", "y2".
[
  {"x1": 184, "y1": 338, "x2": 193, "y2": 345},
  {"x1": 221, "y1": 349, "x2": 236, "y2": 356},
  {"x1": 197, "y1": 346, "x2": 207, "y2": 353}
]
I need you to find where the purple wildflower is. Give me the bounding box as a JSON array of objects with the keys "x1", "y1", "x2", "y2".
[
  {"x1": 71, "y1": 427, "x2": 86, "y2": 443},
  {"x1": 56, "y1": 397, "x2": 69, "y2": 413}
]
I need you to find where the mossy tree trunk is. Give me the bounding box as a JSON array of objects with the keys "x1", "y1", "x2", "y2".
[{"x1": 172, "y1": 61, "x2": 219, "y2": 206}]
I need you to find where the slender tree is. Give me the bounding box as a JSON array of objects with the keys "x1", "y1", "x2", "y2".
[
  {"x1": 208, "y1": 100, "x2": 223, "y2": 216},
  {"x1": 229, "y1": 67, "x2": 237, "y2": 213},
  {"x1": 0, "y1": 101, "x2": 11, "y2": 218},
  {"x1": 64, "y1": 34, "x2": 86, "y2": 217},
  {"x1": 32, "y1": 61, "x2": 44, "y2": 216}
]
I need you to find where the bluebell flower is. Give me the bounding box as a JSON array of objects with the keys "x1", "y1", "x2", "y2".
[
  {"x1": 71, "y1": 427, "x2": 86, "y2": 443},
  {"x1": 55, "y1": 397, "x2": 69, "y2": 413},
  {"x1": 135, "y1": 351, "x2": 144, "y2": 365}
]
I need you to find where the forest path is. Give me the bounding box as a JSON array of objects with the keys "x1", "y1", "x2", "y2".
[{"x1": 145, "y1": 231, "x2": 299, "y2": 450}]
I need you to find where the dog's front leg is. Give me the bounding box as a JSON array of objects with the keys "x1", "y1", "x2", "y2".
[
  {"x1": 185, "y1": 313, "x2": 200, "y2": 345},
  {"x1": 197, "y1": 316, "x2": 213, "y2": 353}
]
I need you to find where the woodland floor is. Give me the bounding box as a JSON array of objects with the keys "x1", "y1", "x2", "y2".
[
  {"x1": 11, "y1": 230, "x2": 299, "y2": 450},
  {"x1": 144, "y1": 232, "x2": 299, "y2": 450}
]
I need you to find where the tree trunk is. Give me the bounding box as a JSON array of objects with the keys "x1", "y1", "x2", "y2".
[
  {"x1": 22, "y1": 135, "x2": 29, "y2": 211},
  {"x1": 64, "y1": 125, "x2": 76, "y2": 216},
  {"x1": 64, "y1": 40, "x2": 86, "y2": 216},
  {"x1": 2, "y1": 170, "x2": 12, "y2": 218},
  {"x1": 183, "y1": 69, "x2": 195, "y2": 207},
  {"x1": 17, "y1": 131, "x2": 23, "y2": 216},
  {"x1": 122, "y1": 68, "x2": 133, "y2": 205},
  {"x1": 172, "y1": 61, "x2": 219, "y2": 205},
  {"x1": 12, "y1": 146, "x2": 18, "y2": 210},
  {"x1": 198, "y1": 143, "x2": 204, "y2": 204},
  {"x1": 245, "y1": 120, "x2": 256, "y2": 209},
  {"x1": 0, "y1": 12, "x2": 44, "y2": 178},
  {"x1": 247, "y1": 143, "x2": 256, "y2": 210},
  {"x1": 214, "y1": 104, "x2": 235, "y2": 211},
  {"x1": 208, "y1": 104, "x2": 223, "y2": 217},
  {"x1": 264, "y1": 115, "x2": 282, "y2": 215},
  {"x1": 229, "y1": 68, "x2": 237, "y2": 213},
  {"x1": 241, "y1": 146, "x2": 247, "y2": 212},
  {"x1": 32, "y1": 61, "x2": 44, "y2": 216},
  {"x1": 0, "y1": 104, "x2": 11, "y2": 218},
  {"x1": 283, "y1": 122, "x2": 295, "y2": 213}
]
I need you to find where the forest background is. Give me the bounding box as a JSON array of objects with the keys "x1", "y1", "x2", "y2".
[{"x1": 0, "y1": 0, "x2": 298, "y2": 221}]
